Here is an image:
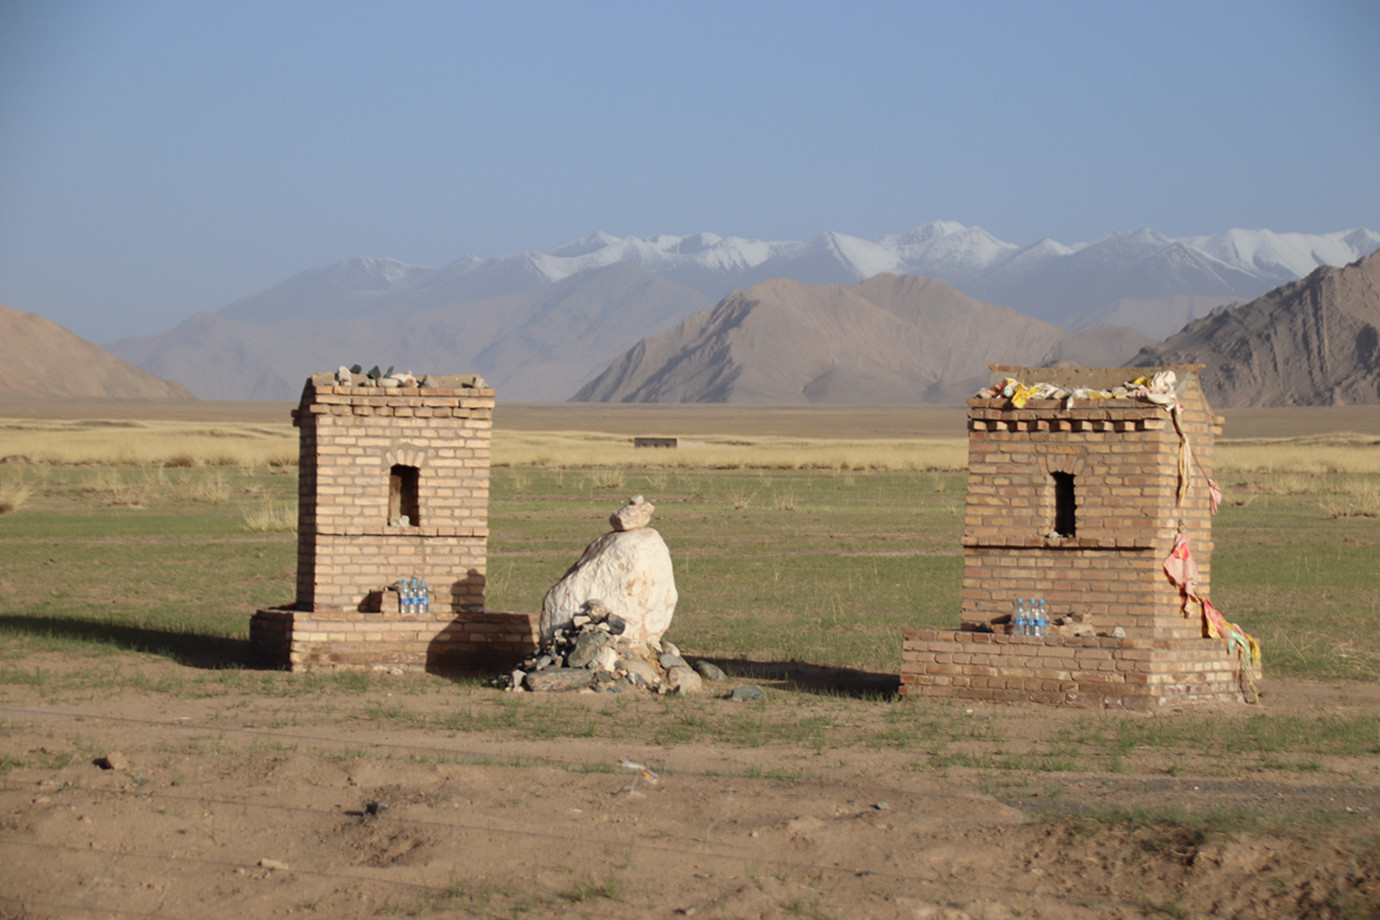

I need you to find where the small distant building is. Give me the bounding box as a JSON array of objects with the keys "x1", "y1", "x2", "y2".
[
  {"x1": 901, "y1": 364, "x2": 1260, "y2": 708},
  {"x1": 250, "y1": 372, "x2": 537, "y2": 672},
  {"x1": 633, "y1": 437, "x2": 705, "y2": 448}
]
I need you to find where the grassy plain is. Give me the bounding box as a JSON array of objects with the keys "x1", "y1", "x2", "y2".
[
  {"x1": 2, "y1": 399, "x2": 1378, "y2": 681},
  {"x1": 3, "y1": 401, "x2": 1380, "y2": 917}
]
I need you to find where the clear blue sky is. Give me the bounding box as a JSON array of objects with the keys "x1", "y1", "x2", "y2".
[{"x1": 2, "y1": 0, "x2": 1376, "y2": 343}]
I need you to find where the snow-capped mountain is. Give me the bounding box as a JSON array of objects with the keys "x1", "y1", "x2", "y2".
[
  {"x1": 877, "y1": 221, "x2": 1021, "y2": 282},
  {"x1": 220, "y1": 257, "x2": 434, "y2": 324},
  {"x1": 108, "y1": 222, "x2": 1380, "y2": 401},
  {"x1": 216, "y1": 222, "x2": 1379, "y2": 336},
  {"x1": 1185, "y1": 227, "x2": 1380, "y2": 287}
]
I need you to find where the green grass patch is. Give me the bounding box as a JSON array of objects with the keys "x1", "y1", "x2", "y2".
[{"x1": 4, "y1": 465, "x2": 1380, "y2": 682}]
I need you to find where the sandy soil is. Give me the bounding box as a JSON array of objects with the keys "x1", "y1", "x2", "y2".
[{"x1": 2, "y1": 656, "x2": 1378, "y2": 920}]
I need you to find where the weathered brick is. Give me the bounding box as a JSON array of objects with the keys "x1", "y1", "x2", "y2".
[
  {"x1": 249, "y1": 373, "x2": 529, "y2": 674},
  {"x1": 902, "y1": 367, "x2": 1253, "y2": 707}
]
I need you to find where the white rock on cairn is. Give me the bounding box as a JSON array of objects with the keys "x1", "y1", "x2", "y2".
[
  {"x1": 609, "y1": 493, "x2": 656, "y2": 531},
  {"x1": 539, "y1": 495, "x2": 677, "y2": 646}
]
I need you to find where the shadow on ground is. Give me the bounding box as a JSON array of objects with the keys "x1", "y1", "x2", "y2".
[
  {"x1": 0, "y1": 614, "x2": 899, "y2": 693},
  {"x1": 0, "y1": 614, "x2": 261, "y2": 670},
  {"x1": 708, "y1": 657, "x2": 899, "y2": 698}
]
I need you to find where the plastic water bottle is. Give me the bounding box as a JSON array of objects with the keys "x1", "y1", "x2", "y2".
[
  {"x1": 1034, "y1": 599, "x2": 1048, "y2": 638},
  {"x1": 419, "y1": 578, "x2": 429, "y2": 614},
  {"x1": 1013, "y1": 598, "x2": 1028, "y2": 636},
  {"x1": 404, "y1": 578, "x2": 416, "y2": 614}
]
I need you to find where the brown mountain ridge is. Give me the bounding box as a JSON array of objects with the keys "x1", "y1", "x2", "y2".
[
  {"x1": 0, "y1": 305, "x2": 192, "y2": 401},
  {"x1": 1132, "y1": 250, "x2": 1380, "y2": 407},
  {"x1": 573, "y1": 274, "x2": 1150, "y2": 403}
]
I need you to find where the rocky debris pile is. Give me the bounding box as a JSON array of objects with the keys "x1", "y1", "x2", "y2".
[
  {"x1": 983, "y1": 612, "x2": 1123, "y2": 639},
  {"x1": 508, "y1": 601, "x2": 725, "y2": 694},
  {"x1": 540, "y1": 495, "x2": 677, "y2": 645},
  {"x1": 976, "y1": 369, "x2": 1181, "y2": 409},
  {"x1": 333, "y1": 365, "x2": 487, "y2": 390},
  {"x1": 1049, "y1": 612, "x2": 1098, "y2": 637}
]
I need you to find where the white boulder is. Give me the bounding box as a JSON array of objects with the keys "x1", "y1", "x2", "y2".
[{"x1": 540, "y1": 527, "x2": 677, "y2": 645}]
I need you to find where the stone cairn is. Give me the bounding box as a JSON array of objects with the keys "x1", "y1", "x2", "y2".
[
  {"x1": 509, "y1": 601, "x2": 726, "y2": 694},
  {"x1": 506, "y1": 496, "x2": 727, "y2": 694}
]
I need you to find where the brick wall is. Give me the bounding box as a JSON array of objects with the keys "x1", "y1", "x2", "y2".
[
  {"x1": 901, "y1": 365, "x2": 1259, "y2": 707},
  {"x1": 251, "y1": 372, "x2": 538, "y2": 672},
  {"x1": 900, "y1": 629, "x2": 1254, "y2": 709},
  {"x1": 251, "y1": 607, "x2": 538, "y2": 673}
]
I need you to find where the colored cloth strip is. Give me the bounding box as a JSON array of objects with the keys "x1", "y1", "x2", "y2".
[{"x1": 1163, "y1": 534, "x2": 1261, "y2": 668}]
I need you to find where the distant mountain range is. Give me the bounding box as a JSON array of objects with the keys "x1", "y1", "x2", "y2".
[
  {"x1": 105, "y1": 223, "x2": 1379, "y2": 401},
  {"x1": 583, "y1": 250, "x2": 1380, "y2": 407},
  {"x1": 110, "y1": 263, "x2": 711, "y2": 401}
]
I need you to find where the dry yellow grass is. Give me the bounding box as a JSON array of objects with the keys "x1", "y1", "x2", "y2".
[
  {"x1": 497, "y1": 402, "x2": 970, "y2": 439},
  {"x1": 1217, "y1": 405, "x2": 1380, "y2": 439},
  {"x1": 0, "y1": 418, "x2": 297, "y2": 468},
  {"x1": 1, "y1": 402, "x2": 1377, "y2": 474},
  {"x1": 492, "y1": 430, "x2": 968, "y2": 470},
  {"x1": 1215, "y1": 434, "x2": 1380, "y2": 475}
]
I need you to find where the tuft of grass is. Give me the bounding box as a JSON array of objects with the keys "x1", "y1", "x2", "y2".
[
  {"x1": 160, "y1": 468, "x2": 232, "y2": 503},
  {"x1": 727, "y1": 485, "x2": 760, "y2": 510},
  {"x1": 1319, "y1": 477, "x2": 1380, "y2": 518},
  {"x1": 559, "y1": 876, "x2": 623, "y2": 904},
  {"x1": 0, "y1": 666, "x2": 49, "y2": 686},
  {"x1": 582, "y1": 467, "x2": 625, "y2": 490},
  {"x1": 0, "y1": 477, "x2": 33, "y2": 514},
  {"x1": 106, "y1": 472, "x2": 151, "y2": 506},
  {"x1": 240, "y1": 500, "x2": 297, "y2": 533}
]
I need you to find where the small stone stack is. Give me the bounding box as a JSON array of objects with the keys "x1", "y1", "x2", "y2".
[{"x1": 508, "y1": 601, "x2": 725, "y2": 694}]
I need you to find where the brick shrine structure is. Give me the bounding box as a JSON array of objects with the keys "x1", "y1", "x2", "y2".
[
  {"x1": 901, "y1": 364, "x2": 1261, "y2": 708},
  {"x1": 250, "y1": 372, "x2": 538, "y2": 672}
]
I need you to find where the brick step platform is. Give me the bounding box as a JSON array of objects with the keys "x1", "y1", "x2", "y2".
[
  {"x1": 251, "y1": 607, "x2": 538, "y2": 673},
  {"x1": 901, "y1": 628, "x2": 1258, "y2": 708}
]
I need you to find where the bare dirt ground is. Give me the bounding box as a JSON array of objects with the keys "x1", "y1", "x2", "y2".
[{"x1": 3, "y1": 655, "x2": 1379, "y2": 920}]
